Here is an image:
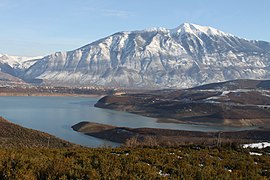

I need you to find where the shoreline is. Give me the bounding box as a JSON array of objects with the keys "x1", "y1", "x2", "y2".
[
  {"x1": 0, "y1": 92, "x2": 105, "y2": 98},
  {"x1": 155, "y1": 117, "x2": 264, "y2": 129},
  {"x1": 72, "y1": 121, "x2": 270, "y2": 145},
  {"x1": 0, "y1": 117, "x2": 76, "y2": 148},
  {"x1": 2, "y1": 93, "x2": 265, "y2": 128}
]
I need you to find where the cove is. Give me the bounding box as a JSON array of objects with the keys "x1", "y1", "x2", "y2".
[{"x1": 0, "y1": 96, "x2": 252, "y2": 147}]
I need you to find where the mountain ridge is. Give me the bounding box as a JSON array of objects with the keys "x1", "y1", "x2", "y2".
[{"x1": 2, "y1": 23, "x2": 270, "y2": 88}]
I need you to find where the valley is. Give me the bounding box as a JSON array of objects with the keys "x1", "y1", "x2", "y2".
[
  {"x1": 1, "y1": 0, "x2": 270, "y2": 178},
  {"x1": 1, "y1": 79, "x2": 269, "y2": 148}
]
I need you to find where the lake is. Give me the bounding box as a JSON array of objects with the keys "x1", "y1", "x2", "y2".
[{"x1": 0, "y1": 96, "x2": 252, "y2": 147}]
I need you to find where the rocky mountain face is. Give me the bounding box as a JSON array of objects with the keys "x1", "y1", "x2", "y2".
[
  {"x1": 0, "y1": 54, "x2": 41, "y2": 85},
  {"x1": 3, "y1": 23, "x2": 270, "y2": 88},
  {"x1": 0, "y1": 54, "x2": 41, "y2": 77}
]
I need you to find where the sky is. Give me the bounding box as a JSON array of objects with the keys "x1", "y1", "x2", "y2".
[{"x1": 0, "y1": 0, "x2": 270, "y2": 57}]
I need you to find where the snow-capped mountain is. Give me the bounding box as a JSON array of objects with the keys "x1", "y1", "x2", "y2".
[
  {"x1": 0, "y1": 54, "x2": 42, "y2": 69},
  {"x1": 22, "y1": 23, "x2": 270, "y2": 88},
  {"x1": 0, "y1": 54, "x2": 42, "y2": 77}
]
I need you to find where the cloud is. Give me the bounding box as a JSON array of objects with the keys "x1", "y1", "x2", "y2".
[
  {"x1": 102, "y1": 9, "x2": 129, "y2": 18},
  {"x1": 80, "y1": 7, "x2": 130, "y2": 18}
]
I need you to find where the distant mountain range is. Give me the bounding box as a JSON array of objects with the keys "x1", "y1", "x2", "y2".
[
  {"x1": 1, "y1": 23, "x2": 270, "y2": 88},
  {"x1": 0, "y1": 54, "x2": 41, "y2": 85}
]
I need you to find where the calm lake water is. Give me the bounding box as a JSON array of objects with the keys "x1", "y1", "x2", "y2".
[{"x1": 0, "y1": 96, "x2": 252, "y2": 147}]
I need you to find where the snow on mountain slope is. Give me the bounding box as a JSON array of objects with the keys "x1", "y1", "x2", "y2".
[
  {"x1": 24, "y1": 23, "x2": 270, "y2": 88},
  {"x1": 170, "y1": 23, "x2": 232, "y2": 37},
  {"x1": 0, "y1": 71, "x2": 25, "y2": 84},
  {"x1": 0, "y1": 54, "x2": 42, "y2": 81},
  {"x1": 0, "y1": 54, "x2": 42, "y2": 69}
]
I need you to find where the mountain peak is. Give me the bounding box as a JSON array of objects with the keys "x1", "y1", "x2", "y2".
[
  {"x1": 21, "y1": 23, "x2": 270, "y2": 88},
  {"x1": 0, "y1": 53, "x2": 7, "y2": 58},
  {"x1": 0, "y1": 53, "x2": 42, "y2": 69},
  {"x1": 170, "y1": 23, "x2": 232, "y2": 37}
]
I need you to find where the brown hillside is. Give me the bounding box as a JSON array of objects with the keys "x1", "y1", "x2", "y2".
[{"x1": 0, "y1": 117, "x2": 75, "y2": 148}]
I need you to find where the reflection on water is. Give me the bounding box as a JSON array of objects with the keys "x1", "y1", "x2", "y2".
[{"x1": 0, "y1": 96, "x2": 252, "y2": 147}]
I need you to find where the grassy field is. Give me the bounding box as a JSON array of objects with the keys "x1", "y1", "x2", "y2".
[{"x1": 0, "y1": 146, "x2": 268, "y2": 179}]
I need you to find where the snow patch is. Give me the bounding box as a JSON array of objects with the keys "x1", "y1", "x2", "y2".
[
  {"x1": 243, "y1": 142, "x2": 270, "y2": 149},
  {"x1": 249, "y1": 152, "x2": 263, "y2": 156},
  {"x1": 158, "y1": 170, "x2": 170, "y2": 177},
  {"x1": 221, "y1": 91, "x2": 230, "y2": 96}
]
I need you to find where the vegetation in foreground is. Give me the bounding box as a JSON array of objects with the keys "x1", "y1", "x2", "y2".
[
  {"x1": 0, "y1": 146, "x2": 268, "y2": 179},
  {"x1": 0, "y1": 117, "x2": 269, "y2": 179}
]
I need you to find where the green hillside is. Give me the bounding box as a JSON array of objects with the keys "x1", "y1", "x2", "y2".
[{"x1": 0, "y1": 146, "x2": 269, "y2": 179}]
